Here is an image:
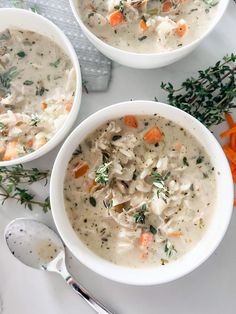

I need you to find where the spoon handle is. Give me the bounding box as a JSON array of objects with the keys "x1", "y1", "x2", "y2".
[{"x1": 66, "y1": 276, "x2": 114, "y2": 314}]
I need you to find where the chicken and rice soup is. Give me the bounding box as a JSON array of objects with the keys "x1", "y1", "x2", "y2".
[
  {"x1": 0, "y1": 29, "x2": 76, "y2": 161},
  {"x1": 77, "y1": 0, "x2": 219, "y2": 53},
  {"x1": 64, "y1": 115, "x2": 216, "y2": 268}
]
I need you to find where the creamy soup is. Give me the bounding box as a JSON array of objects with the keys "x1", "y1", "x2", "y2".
[
  {"x1": 0, "y1": 29, "x2": 76, "y2": 161},
  {"x1": 78, "y1": 0, "x2": 219, "y2": 53},
  {"x1": 64, "y1": 115, "x2": 216, "y2": 268}
]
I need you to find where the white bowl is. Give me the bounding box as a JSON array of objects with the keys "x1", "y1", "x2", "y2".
[
  {"x1": 0, "y1": 8, "x2": 81, "y2": 166},
  {"x1": 51, "y1": 100, "x2": 234, "y2": 286},
  {"x1": 69, "y1": 0, "x2": 229, "y2": 69}
]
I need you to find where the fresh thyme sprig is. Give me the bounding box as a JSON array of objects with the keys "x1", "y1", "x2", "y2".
[
  {"x1": 151, "y1": 171, "x2": 170, "y2": 202},
  {"x1": 133, "y1": 203, "x2": 147, "y2": 224},
  {"x1": 0, "y1": 165, "x2": 50, "y2": 212},
  {"x1": 0, "y1": 66, "x2": 19, "y2": 96},
  {"x1": 95, "y1": 162, "x2": 112, "y2": 184},
  {"x1": 161, "y1": 54, "x2": 236, "y2": 128},
  {"x1": 164, "y1": 240, "x2": 177, "y2": 258}
]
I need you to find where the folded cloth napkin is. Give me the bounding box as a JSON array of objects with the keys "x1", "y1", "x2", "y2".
[{"x1": 0, "y1": 0, "x2": 112, "y2": 92}]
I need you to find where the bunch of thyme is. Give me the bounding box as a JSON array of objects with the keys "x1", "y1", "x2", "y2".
[
  {"x1": 0, "y1": 165, "x2": 50, "y2": 212},
  {"x1": 161, "y1": 54, "x2": 236, "y2": 128}
]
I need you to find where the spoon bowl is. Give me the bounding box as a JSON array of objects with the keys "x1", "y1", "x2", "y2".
[
  {"x1": 5, "y1": 219, "x2": 64, "y2": 271},
  {"x1": 5, "y1": 218, "x2": 113, "y2": 314}
]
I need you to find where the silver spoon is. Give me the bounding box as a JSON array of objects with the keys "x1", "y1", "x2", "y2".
[{"x1": 4, "y1": 218, "x2": 114, "y2": 314}]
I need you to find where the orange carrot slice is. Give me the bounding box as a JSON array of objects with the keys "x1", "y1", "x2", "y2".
[
  {"x1": 139, "y1": 232, "x2": 153, "y2": 248},
  {"x1": 176, "y1": 21, "x2": 188, "y2": 37},
  {"x1": 144, "y1": 126, "x2": 163, "y2": 144},
  {"x1": 234, "y1": 199, "x2": 236, "y2": 206},
  {"x1": 108, "y1": 10, "x2": 124, "y2": 27},
  {"x1": 73, "y1": 162, "x2": 89, "y2": 178},
  {"x1": 168, "y1": 231, "x2": 183, "y2": 237},
  {"x1": 162, "y1": 0, "x2": 172, "y2": 12},
  {"x1": 41, "y1": 102, "x2": 48, "y2": 110},
  {"x1": 65, "y1": 100, "x2": 73, "y2": 112},
  {"x1": 123, "y1": 115, "x2": 138, "y2": 128},
  {"x1": 139, "y1": 19, "x2": 148, "y2": 32},
  {"x1": 3, "y1": 141, "x2": 18, "y2": 161},
  {"x1": 27, "y1": 139, "x2": 34, "y2": 148}
]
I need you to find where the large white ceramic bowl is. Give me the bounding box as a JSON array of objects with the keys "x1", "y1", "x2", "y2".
[
  {"x1": 51, "y1": 100, "x2": 234, "y2": 285},
  {"x1": 0, "y1": 8, "x2": 81, "y2": 166},
  {"x1": 69, "y1": 0, "x2": 229, "y2": 69}
]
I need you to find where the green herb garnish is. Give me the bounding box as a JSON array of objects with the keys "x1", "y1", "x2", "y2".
[
  {"x1": 150, "y1": 225, "x2": 157, "y2": 234},
  {"x1": 138, "y1": 36, "x2": 147, "y2": 41},
  {"x1": 72, "y1": 145, "x2": 82, "y2": 156},
  {"x1": 164, "y1": 240, "x2": 177, "y2": 258},
  {"x1": 23, "y1": 80, "x2": 34, "y2": 86},
  {"x1": 0, "y1": 165, "x2": 50, "y2": 212},
  {"x1": 103, "y1": 199, "x2": 113, "y2": 209},
  {"x1": 36, "y1": 86, "x2": 48, "y2": 96},
  {"x1": 17, "y1": 51, "x2": 26, "y2": 58},
  {"x1": 89, "y1": 196, "x2": 96, "y2": 207},
  {"x1": 0, "y1": 122, "x2": 6, "y2": 130},
  {"x1": 151, "y1": 171, "x2": 170, "y2": 202},
  {"x1": 49, "y1": 58, "x2": 61, "y2": 68},
  {"x1": 161, "y1": 54, "x2": 236, "y2": 128},
  {"x1": 183, "y1": 157, "x2": 189, "y2": 166},
  {"x1": 114, "y1": 0, "x2": 125, "y2": 13},
  {"x1": 82, "y1": 80, "x2": 89, "y2": 94},
  {"x1": 0, "y1": 66, "x2": 19, "y2": 96},
  {"x1": 196, "y1": 156, "x2": 204, "y2": 164},
  {"x1": 95, "y1": 162, "x2": 112, "y2": 184},
  {"x1": 30, "y1": 114, "x2": 40, "y2": 126}
]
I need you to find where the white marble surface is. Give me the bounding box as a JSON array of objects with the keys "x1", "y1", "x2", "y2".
[{"x1": 0, "y1": 3, "x2": 236, "y2": 314}]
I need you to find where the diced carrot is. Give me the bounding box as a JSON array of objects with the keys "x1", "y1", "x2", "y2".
[
  {"x1": 220, "y1": 126, "x2": 236, "y2": 138},
  {"x1": 225, "y1": 113, "x2": 235, "y2": 128},
  {"x1": 144, "y1": 126, "x2": 163, "y2": 144},
  {"x1": 123, "y1": 115, "x2": 138, "y2": 128},
  {"x1": 168, "y1": 231, "x2": 183, "y2": 237},
  {"x1": 174, "y1": 142, "x2": 183, "y2": 152},
  {"x1": 65, "y1": 100, "x2": 73, "y2": 112},
  {"x1": 223, "y1": 145, "x2": 236, "y2": 165},
  {"x1": 41, "y1": 102, "x2": 48, "y2": 110},
  {"x1": 139, "y1": 19, "x2": 148, "y2": 32},
  {"x1": 139, "y1": 232, "x2": 154, "y2": 248},
  {"x1": 27, "y1": 139, "x2": 33, "y2": 148},
  {"x1": 73, "y1": 162, "x2": 89, "y2": 178},
  {"x1": 3, "y1": 141, "x2": 18, "y2": 161},
  {"x1": 162, "y1": 0, "x2": 172, "y2": 12},
  {"x1": 175, "y1": 21, "x2": 188, "y2": 37},
  {"x1": 108, "y1": 10, "x2": 124, "y2": 27}
]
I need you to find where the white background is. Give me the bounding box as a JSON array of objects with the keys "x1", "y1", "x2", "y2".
[{"x1": 0, "y1": 2, "x2": 236, "y2": 314}]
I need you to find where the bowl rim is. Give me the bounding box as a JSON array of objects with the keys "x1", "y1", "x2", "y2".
[
  {"x1": 50, "y1": 100, "x2": 234, "y2": 286},
  {"x1": 69, "y1": 0, "x2": 229, "y2": 57},
  {"x1": 0, "y1": 8, "x2": 82, "y2": 166}
]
